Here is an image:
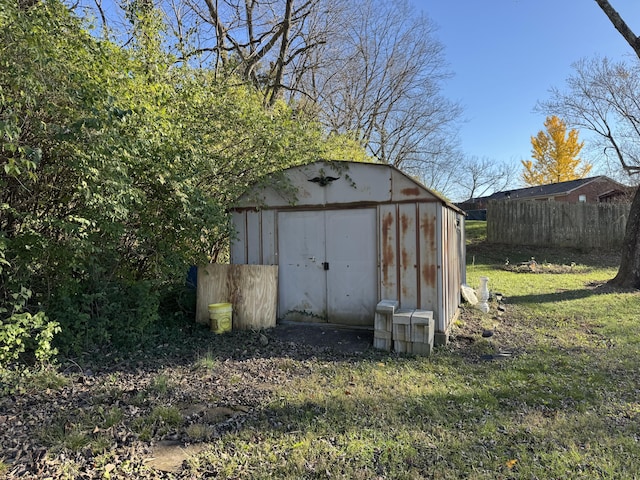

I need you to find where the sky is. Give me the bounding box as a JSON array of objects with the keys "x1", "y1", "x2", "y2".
[{"x1": 409, "y1": 0, "x2": 640, "y2": 185}]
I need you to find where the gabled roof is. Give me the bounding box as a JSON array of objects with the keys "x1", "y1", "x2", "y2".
[
  {"x1": 234, "y1": 160, "x2": 464, "y2": 212},
  {"x1": 481, "y1": 176, "x2": 625, "y2": 201}
]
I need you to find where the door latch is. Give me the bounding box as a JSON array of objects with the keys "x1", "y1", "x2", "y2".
[{"x1": 323, "y1": 262, "x2": 329, "y2": 271}]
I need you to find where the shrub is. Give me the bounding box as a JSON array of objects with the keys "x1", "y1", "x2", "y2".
[{"x1": 0, "y1": 287, "x2": 60, "y2": 367}]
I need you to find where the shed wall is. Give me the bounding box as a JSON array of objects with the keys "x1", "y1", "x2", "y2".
[
  {"x1": 230, "y1": 161, "x2": 464, "y2": 340},
  {"x1": 232, "y1": 201, "x2": 464, "y2": 336}
]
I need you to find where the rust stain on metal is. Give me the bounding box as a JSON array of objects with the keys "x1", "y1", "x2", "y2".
[
  {"x1": 382, "y1": 212, "x2": 395, "y2": 283},
  {"x1": 401, "y1": 248, "x2": 409, "y2": 271},
  {"x1": 421, "y1": 213, "x2": 436, "y2": 250},
  {"x1": 422, "y1": 264, "x2": 437, "y2": 288},
  {"x1": 401, "y1": 187, "x2": 421, "y2": 197},
  {"x1": 400, "y1": 213, "x2": 410, "y2": 235}
]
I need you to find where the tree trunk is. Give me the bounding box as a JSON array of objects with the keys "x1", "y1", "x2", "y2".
[{"x1": 609, "y1": 185, "x2": 640, "y2": 288}]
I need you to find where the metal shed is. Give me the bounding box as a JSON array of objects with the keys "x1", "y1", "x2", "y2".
[{"x1": 230, "y1": 160, "x2": 466, "y2": 345}]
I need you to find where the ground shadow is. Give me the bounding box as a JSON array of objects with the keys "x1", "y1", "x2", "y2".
[{"x1": 506, "y1": 282, "x2": 632, "y2": 305}]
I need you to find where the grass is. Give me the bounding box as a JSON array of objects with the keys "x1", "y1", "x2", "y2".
[
  {"x1": 187, "y1": 222, "x2": 640, "y2": 478},
  {"x1": 7, "y1": 220, "x2": 640, "y2": 478}
]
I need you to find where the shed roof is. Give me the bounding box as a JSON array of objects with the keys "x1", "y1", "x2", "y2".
[{"x1": 234, "y1": 160, "x2": 463, "y2": 212}]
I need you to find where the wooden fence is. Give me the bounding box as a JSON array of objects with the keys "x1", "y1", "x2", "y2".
[{"x1": 487, "y1": 200, "x2": 630, "y2": 249}]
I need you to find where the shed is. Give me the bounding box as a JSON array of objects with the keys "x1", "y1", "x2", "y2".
[{"x1": 230, "y1": 160, "x2": 466, "y2": 345}]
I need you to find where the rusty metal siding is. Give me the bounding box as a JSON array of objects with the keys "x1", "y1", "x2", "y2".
[
  {"x1": 438, "y1": 208, "x2": 463, "y2": 333},
  {"x1": 379, "y1": 204, "x2": 399, "y2": 302},
  {"x1": 230, "y1": 161, "x2": 465, "y2": 337},
  {"x1": 379, "y1": 202, "x2": 442, "y2": 323},
  {"x1": 398, "y1": 203, "x2": 418, "y2": 309},
  {"x1": 418, "y1": 202, "x2": 439, "y2": 320}
]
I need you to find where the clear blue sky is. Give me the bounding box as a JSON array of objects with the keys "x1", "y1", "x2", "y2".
[{"x1": 410, "y1": 0, "x2": 640, "y2": 183}]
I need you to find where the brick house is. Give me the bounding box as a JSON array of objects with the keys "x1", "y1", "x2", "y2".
[{"x1": 458, "y1": 176, "x2": 634, "y2": 214}]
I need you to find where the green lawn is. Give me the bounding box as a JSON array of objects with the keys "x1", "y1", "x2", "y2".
[
  {"x1": 194, "y1": 227, "x2": 639, "y2": 479},
  {"x1": 3, "y1": 225, "x2": 640, "y2": 479}
]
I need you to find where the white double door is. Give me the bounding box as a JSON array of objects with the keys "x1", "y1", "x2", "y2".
[{"x1": 278, "y1": 208, "x2": 377, "y2": 326}]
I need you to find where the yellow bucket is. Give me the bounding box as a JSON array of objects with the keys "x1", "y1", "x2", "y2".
[{"x1": 208, "y1": 303, "x2": 232, "y2": 334}]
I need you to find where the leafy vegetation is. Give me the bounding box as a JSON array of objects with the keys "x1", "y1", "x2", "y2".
[
  {"x1": 0, "y1": 0, "x2": 364, "y2": 361},
  {"x1": 521, "y1": 115, "x2": 592, "y2": 185}
]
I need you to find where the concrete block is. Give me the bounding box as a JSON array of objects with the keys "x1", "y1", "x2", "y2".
[
  {"x1": 375, "y1": 299, "x2": 398, "y2": 332},
  {"x1": 373, "y1": 329, "x2": 392, "y2": 351},
  {"x1": 375, "y1": 299, "x2": 399, "y2": 314},
  {"x1": 392, "y1": 309, "x2": 413, "y2": 342},
  {"x1": 411, "y1": 341, "x2": 432, "y2": 356},
  {"x1": 411, "y1": 310, "x2": 434, "y2": 344},
  {"x1": 394, "y1": 340, "x2": 412, "y2": 354},
  {"x1": 409, "y1": 310, "x2": 435, "y2": 356}
]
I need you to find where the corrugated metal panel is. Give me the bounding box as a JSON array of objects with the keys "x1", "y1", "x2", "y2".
[
  {"x1": 277, "y1": 208, "x2": 377, "y2": 325},
  {"x1": 438, "y1": 208, "x2": 464, "y2": 334},
  {"x1": 261, "y1": 210, "x2": 277, "y2": 265},
  {"x1": 230, "y1": 161, "x2": 465, "y2": 337},
  {"x1": 398, "y1": 203, "x2": 418, "y2": 309},
  {"x1": 246, "y1": 211, "x2": 261, "y2": 264},
  {"x1": 325, "y1": 208, "x2": 378, "y2": 325},
  {"x1": 231, "y1": 211, "x2": 247, "y2": 264},
  {"x1": 418, "y1": 202, "x2": 438, "y2": 318},
  {"x1": 277, "y1": 210, "x2": 327, "y2": 320},
  {"x1": 379, "y1": 202, "x2": 443, "y2": 323},
  {"x1": 379, "y1": 204, "x2": 398, "y2": 301}
]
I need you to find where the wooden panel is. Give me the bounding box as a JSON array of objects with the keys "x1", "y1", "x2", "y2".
[
  {"x1": 196, "y1": 264, "x2": 231, "y2": 325},
  {"x1": 398, "y1": 203, "x2": 418, "y2": 309},
  {"x1": 196, "y1": 264, "x2": 278, "y2": 330},
  {"x1": 230, "y1": 212, "x2": 246, "y2": 265},
  {"x1": 230, "y1": 265, "x2": 278, "y2": 330},
  {"x1": 379, "y1": 204, "x2": 398, "y2": 301}
]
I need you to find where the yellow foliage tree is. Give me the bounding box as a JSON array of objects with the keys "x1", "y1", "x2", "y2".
[{"x1": 521, "y1": 115, "x2": 592, "y2": 185}]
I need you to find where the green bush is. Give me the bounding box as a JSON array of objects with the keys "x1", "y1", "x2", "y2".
[
  {"x1": 50, "y1": 277, "x2": 160, "y2": 355},
  {"x1": 0, "y1": 287, "x2": 60, "y2": 367}
]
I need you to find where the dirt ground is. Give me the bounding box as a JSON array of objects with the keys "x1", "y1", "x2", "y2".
[{"x1": 271, "y1": 321, "x2": 374, "y2": 354}]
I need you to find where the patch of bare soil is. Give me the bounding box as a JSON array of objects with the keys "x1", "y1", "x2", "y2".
[
  {"x1": 0, "y1": 324, "x2": 378, "y2": 479},
  {"x1": 447, "y1": 297, "x2": 526, "y2": 362}
]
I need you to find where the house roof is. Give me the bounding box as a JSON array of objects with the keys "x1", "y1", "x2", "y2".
[{"x1": 479, "y1": 176, "x2": 626, "y2": 202}]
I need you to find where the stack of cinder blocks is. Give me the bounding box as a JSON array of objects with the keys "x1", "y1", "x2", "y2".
[
  {"x1": 374, "y1": 300, "x2": 397, "y2": 351},
  {"x1": 410, "y1": 310, "x2": 435, "y2": 355},
  {"x1": 374, "y1": 300, "x2": 434, "y2": 356}
]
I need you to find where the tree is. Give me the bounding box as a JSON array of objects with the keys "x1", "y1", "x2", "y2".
[
  {"x1": 454, "y1": 156, "x2": 514, "y2": 201},
  {"x1": 521, "y1": 115, "x2": 591, "y2": 186},
  {"x1": 1, "y1": 0, "x2": 352, "y2": 355},
  {"x1": 79, "y1": 0, "x2": 463, "y2": 192},
  {"x1": 295, "y1": 0, "x2": 462, "y2": 178},
  {"x1": 539, "y1": 0, "x2": 640, "y2": 288}
]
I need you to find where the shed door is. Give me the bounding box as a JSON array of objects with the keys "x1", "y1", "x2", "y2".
[{"x1": 278, "y1": 208, "x2": 377, "y2": 326}]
